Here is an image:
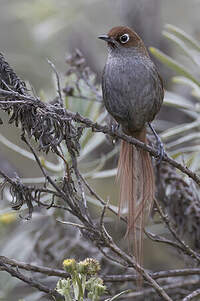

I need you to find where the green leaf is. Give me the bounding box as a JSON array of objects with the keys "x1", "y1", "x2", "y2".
[
  {"x1": 86, "y1": 196, "x2": 119, "y2": 212},
  {"x1": 80, "y1": 110, "x2": 106, "y2": 150},
  {"x1": 164, "y1": 91, "x2": 197, "y2": 112},
  {"x1": 172, "y1": 76, "x2": 200, "y2": 100},
  {"x1": 83, "y1": 147, "x2": 118, "y2": 178},
  {"x1": 162, "y1": 30, "x2": 200, "y2": 66},
  {"x1": 149, "y1": 47, "x2": 200, "y2": 86},
  {"x1": 165, "y1": 24, "x2": 200, "y2": 52},
  {"x1": 167, "y1": 132, "x2": 200, "y2": 149},
  {"x1": 161, "y1": 119, "x2": 200, "y2": 141},
  {"x1": 79, "y1": 132, "x2": 105, "y2": 159},
  {"x1": 189, "y1": 152, "x2": 200, "y2": 171},
  {"x1": 92, "y1": 168, "x2": 117, "y2": 179},
  {"x1": 105, "y1": 290, "x2": 131, "y2": 301},
  {"x1": 170, "y1": 145, "x2": 200, "y2": 155}
]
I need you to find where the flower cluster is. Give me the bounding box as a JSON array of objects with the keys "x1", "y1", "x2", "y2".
[{"x1": 56, "y1": 258, "x2": 106, "y2": 301}]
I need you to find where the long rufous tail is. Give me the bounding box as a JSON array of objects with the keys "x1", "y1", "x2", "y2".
[{"x1": 117, "y1": 127, "x2": 155, "y2": 279}]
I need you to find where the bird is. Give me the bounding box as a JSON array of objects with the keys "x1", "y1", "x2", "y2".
[{"x1": 99, "y1": 26, "x2": 164, "y2": 275}]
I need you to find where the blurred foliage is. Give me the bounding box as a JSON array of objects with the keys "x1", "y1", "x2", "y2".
[
  {"x1": 0, "y1": 50, "x2": 119, "y2": 301},
  {"x1": 12, "y1": 0, "x2": 84, "y2": 42},
  {"x1": 0, "y1": 212, "x2": 17, "y2": 225},
  {"x1": 150, "y1": 24, "x2": 200, "y2": 174},
  {"x1": 0, "y1": 0, "x2": 110, "y2": 93},
  {"x1": 0, "y1": 1, "x2": 200, "y2": 297}
]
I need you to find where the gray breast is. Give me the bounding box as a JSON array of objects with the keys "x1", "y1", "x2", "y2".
[{"x1": 102, "y1": 53, "x2": 163, "y2": 133}]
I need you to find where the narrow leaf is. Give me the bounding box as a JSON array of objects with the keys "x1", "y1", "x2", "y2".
[
  {"x1": 92, "y1": 168, "x2": 117, "y2": 179},
  {"x1": 149, "y1": 47, "x2": 200, "y2": 86},
  {"x1": 161, "y1": 119, "x2": 200, "y2": 141},
  {"x1": 172, "y1": 76, "x2": 200, "y2": 100},
  {"x1": 165, "y1": 24, "x2": 200, "y2": 51},
  {"x1": 105, "y1": 290, "x2": 131, "y2": 301},
  {"x1": 162, "y1": 31, "x2": 200, "y2": 66},
  {"x1": 164, "y1": 91, "x2": 196, "y2": 111}
]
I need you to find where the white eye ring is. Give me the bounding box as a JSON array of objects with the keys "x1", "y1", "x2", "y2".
[{"x1": 119, "y1": 33, "x2": 130, "y2": 44}]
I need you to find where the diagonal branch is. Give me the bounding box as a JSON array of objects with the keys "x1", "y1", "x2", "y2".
[
  {"x1": 100, "y1": 228, "x2": 173, "y2": 301},
  {"x1": 0, "y1": 261, "x2": 64, "y2": 300},
  {"x1": 154, "y1": 198, "x2": 200, "y2": 262},
  {"x1": 104, "y1": 268, "x2": 200, "y2": 282},
  {"x1": 0, "y1": 256, "x2": 68, "y2": 278},
  {"x1": 2, "y1": 255, "x2": 200, "y2": 283},
  {"x1": 0, "y1": 92, "x2": 199, "y2": 187},
  {"x1": 123, "y1": 278, "x2": 199, "y2": 300},
  {"x1": 182, "y1": 289, "x2": 200, "y2": 301}
]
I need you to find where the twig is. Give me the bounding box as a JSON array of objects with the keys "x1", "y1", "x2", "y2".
[
  {"x1": 20, "y1": 134, "x2": 73, "y2": 207},
  {"x1": 98, "y1": 245, "x2": 126, "y2": 266},
  {"x1": 100, "y1": 228, "x2": 173, "y2": 301},
  {"x1": 0, "y1": 256, "x2": 68, "y2": 278},
  {"x1": 79, "y1": 174, "x2": 127, "y2": 223},
  {"x1": 0, "y1": 93, "x2": 200, "y2": 187},
  {"x1": 182, "y1": 289, "x2": 200, "y2": 301},
  {"x1": 71, "y1": 155, "x2": 92, "y2": 224},
  {"x1": 64, "y1": 110, "x2": 200, "y2": 186},
  {"x1": 104, "y1": 268, "x2": 200, "y2": 282},
  {"x1": 1, "y1": 255, "x2": 200, "y2": 283},
  {"x1": 100, "y1": 199, "x2": 109, "y2": 229},
  {"x1": 47, "y1": 59, "x2": 64, "y2": 107},
  {"x1": 124, "y1": 278, "x2": 199, "y2": 299},
  {"x1": 144, "y1": 229, "x2": 188, "y2": 253},
  {"x1": 154, "y1": 198, "x2": 200, "y2": 262},
  {"x1": 57, "y1": 220, "x2": 92, "y2": 231},
  {"x1": 0, "y1": 261, "x2": 64, "y2": 300}
]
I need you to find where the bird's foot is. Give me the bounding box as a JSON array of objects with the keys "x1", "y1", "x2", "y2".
[
  {"x1": 148, "y1": 123, "x2": 165, "y2": 165},
  {"x1": 110, "y1": 123, "x2": 120, "y2": 144},
  {"x1": 111, "y1": 123, "x2": 120, "y2": 133}
]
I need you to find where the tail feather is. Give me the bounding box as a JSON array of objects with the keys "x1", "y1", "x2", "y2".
[{"x1": 117, "y1": 128, "x2": 155, "y2": 283}]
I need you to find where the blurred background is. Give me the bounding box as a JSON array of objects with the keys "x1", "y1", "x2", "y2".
[
  {"x1": 1, "y1": 0, "x2": 200, "y2": 91},
  {"x1": 0, "y1": 0, "x2": 200, "y2": 300}
]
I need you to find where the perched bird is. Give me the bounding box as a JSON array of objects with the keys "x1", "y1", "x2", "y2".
[{"x1": 99, "y1": 26, "x2": 164, "y2": 273}]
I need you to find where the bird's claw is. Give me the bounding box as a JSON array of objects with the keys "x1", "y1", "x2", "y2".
[
  {"x1": 155, "y1": 136, "x2": 165, "y2": 165},
  {"x1": 109, "y1": 123, "x2": 120, "y2": 145},
  {"x1": 148, "y1": 123, "x2": 164, "y2": 165},
  {"x1": 111, "y1": 123, "x2": 120, "y2": 133}
]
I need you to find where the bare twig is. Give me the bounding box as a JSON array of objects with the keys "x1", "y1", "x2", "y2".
[
  {"x1": 0, "y1": 261, "x2": 64, "y2": 300},
  {"x1": 0, "y1": 91, "x2": 200, "y2": 187},
  {"x1": 71, "y1": 154, "x2": 92, "y2": 223},
  {"x1": 154, "y1": 198, "x2": 200, "y2": 262},
  {"x1": 123, "y1": 279, "x2": 199, "y2": 300},
  {"x1": 182, "y1": 289, "x2": 200, "y2": 301},
  {"x1": 144, "y1": 229, "x2": 189, "y2": 253},
  {"x1": 104, "y1": 268, "x2": 200, "y2": 282},
  {"x1": 20, "y1": 134, "x2": 73, "y2": 207},
  {"x1": 100, "y1": 228, "x2": 173, "y2": 301},
  {"x1": 100, "y1": 199, "x2": 109, "y2": 229},
  {"x1": 79, "y1": 174, "x2": 127, "y2": 223},
  {"x1": 0, "y1": 256, "x2": 68, "y2": 278},
  {"x1": 1, "y1": 255, "x2": 200, "y2": 283},
  {"x1": 47, "y1": 59, "x2": 64, "y2": 107}
]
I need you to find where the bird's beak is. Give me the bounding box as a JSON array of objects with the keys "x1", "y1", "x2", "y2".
[{"x1": 98, "y1": 34, "x2": 113, "y2": 43}]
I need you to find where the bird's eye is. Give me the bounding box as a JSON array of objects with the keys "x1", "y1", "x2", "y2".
[{"x1": 119, "y1": 34, "x2": 130, "y2": 44}]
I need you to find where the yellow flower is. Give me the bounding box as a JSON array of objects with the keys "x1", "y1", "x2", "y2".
[
  {"x1": 0, "y1": 212, "x2": 17, "y2": 224},
  {"x1": 63, "y1": 259, "x2": 76, "y2": 273}
]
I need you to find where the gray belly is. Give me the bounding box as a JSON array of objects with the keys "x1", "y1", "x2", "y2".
[{"x1": 102, "y1": 56, "x2": 163, "y2": 133}]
